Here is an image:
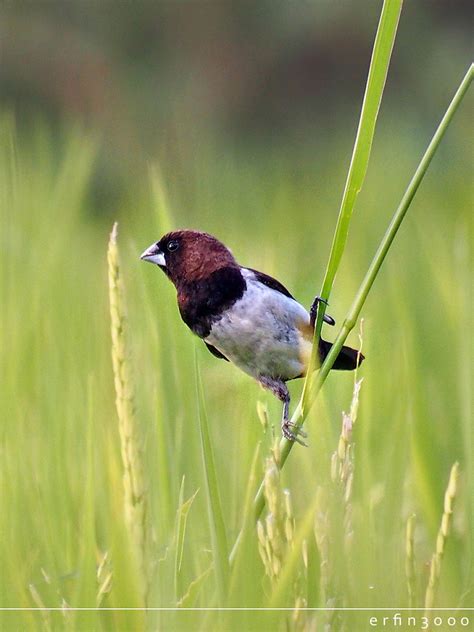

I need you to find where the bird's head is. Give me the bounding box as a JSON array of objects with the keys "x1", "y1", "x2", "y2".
[{"x1": 140, "y1": 230, "x2": 237, "y2": 286}]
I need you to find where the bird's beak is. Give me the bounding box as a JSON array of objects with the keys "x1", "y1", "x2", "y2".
[{"x1": 140, "y1": 243, "x2": 166, "y2": 268}]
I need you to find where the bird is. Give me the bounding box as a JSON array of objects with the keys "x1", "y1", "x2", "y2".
[{"x1": 141, "y1": 230, "x2": 364, "y2": 444}]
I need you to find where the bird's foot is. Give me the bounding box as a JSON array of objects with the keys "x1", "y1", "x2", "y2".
[
  {"x1": 310, "y1": 295, "x2": 335, "y2": 327},
  {"x1": 281, "y1": 419, "x2": 308, "y2": 447}
]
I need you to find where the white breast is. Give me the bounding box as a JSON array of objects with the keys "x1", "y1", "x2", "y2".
[{"x1": 205, "y1": 269, "x2": 312, "y2": 380}]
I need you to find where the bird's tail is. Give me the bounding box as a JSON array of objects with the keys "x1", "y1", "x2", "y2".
[{"x1": 319, "y1": 339, "x2": 365, "y2": 371}]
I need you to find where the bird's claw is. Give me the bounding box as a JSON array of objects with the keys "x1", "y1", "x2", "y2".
[
  {"x1": 315, "y1": 295, "x2": 329, "y2": 306},
  {"x1": 310, "y1": 296, "x2": 335, "y2": 327},
  {"x1": 281, "y1": 420, "x2": 308, "y2": 447}
]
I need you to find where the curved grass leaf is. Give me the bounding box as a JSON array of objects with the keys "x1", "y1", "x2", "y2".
[
  {"x1": 174, "y1": 476, "x2": 200, "y2": 603},
  {"x1": 302, "y1": 0, "x2": 403, "y2": 408}
]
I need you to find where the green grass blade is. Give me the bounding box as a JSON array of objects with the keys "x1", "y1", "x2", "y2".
[
  {"x1": 195, "y1": 352, "x2": 230, "y2": 598},
  {"x1": 228, "y1": 442, "x2": 262, "y2": 589},
  {"x1": 302, "y1": 0, "x2": 403, "y2": 404},
  {"x1": 173, "y1": 476, "x2": 199, "y2": 603},
  {"x1": 177, "y1": 565, "x2": 214, "y2": 608}
]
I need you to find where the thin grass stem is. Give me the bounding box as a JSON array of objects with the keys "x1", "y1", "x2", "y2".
[{"x1": 248, "y1": 62, "x2": 473, "y2": 527}]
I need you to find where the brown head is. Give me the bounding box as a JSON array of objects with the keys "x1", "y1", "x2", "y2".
[{"x1": 140, "y1": 230, "x2": 238, "y2": 287}]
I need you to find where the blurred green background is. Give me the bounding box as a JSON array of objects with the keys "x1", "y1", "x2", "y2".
[{"x1": 1, "y1": 2, "x2": 472, "y2": 630}]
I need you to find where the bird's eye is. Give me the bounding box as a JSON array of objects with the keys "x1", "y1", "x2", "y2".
[{"x1": 167, "y1": 240, "x2": 179, "y2": 252}]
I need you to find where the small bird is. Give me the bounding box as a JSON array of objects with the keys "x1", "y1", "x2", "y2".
[{"x1": 141, "y1": 230, "x2": 364, "y2": 444}]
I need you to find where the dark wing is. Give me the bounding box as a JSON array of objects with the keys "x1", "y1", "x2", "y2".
[
  {"x1": 204, "y1": 342, "x2": 229, "y2": 361},
  {"x1": 246, "y1": 268, "x2": 294, "y2": 299}
]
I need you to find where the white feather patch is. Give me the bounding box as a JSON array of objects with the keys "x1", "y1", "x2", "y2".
[{"x1": 205, "y1": 268, "x2": 312, "y2": 380}]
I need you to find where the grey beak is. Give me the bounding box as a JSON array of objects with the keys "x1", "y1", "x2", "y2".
[{"x1": 140, "y1": 243, "x2": 166, "y2": 267}]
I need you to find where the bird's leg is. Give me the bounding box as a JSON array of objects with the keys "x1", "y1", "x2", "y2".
[
  {"x1": 258, "y1": 376, "x2": 308, "y2": 446},
  {"x1": 310, "y1": 295, "x2": 335, "y2": 328}
]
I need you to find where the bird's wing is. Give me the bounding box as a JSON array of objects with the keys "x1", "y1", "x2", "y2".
[
  {"x1": 245, "y1": 268, "x2": 295, "y2": 299},
  {"x1": 204, "y1": 342, "x2": 229, "y2": 361}
]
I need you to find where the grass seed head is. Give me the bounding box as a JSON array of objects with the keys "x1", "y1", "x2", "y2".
[{"x1": 108, "y1": 222, "x2": 150, "y2": 603}]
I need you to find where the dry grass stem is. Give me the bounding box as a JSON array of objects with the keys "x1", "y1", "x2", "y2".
[
  {"x1": 257, "y1": 457, "x2": 298, "y2": 587},
  {"x1": 424, "y1": 462, "x2": 460, "y2": 612},
  {"x1": 256, "y1": 400, "x2": 269, "y2": 433},
  {"x1": 96, "y1": 550, "x2": 113, "y2": 607},
  {"x1": 331, "y1": 377, "x2": 363, "y2": 556},
  {"x1": 108, "y1": 222, "x2": 149, "y2": 602},
  {"x1": 28, "y1": 583, "x2": 51, "y2": 631}
]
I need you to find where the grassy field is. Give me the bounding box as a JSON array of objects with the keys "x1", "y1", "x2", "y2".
[{"x1": 0, "y1": 94, "x2": 472, "y2": 632}]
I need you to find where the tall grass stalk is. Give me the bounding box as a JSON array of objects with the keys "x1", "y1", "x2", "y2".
[
  {"x1": 331, "y1": 374, "x2": 363, "y2": 561},
  {"x1": 247, "y1": 63, "x2": 473, "y2": 526},
  {"x1": 424, "y1": 462, "x2": 460, "y2": 613},
  {"x1": 107, "y1": 222, "x2": 149, "y2": 602},
  {"x1": 303, "y1": 0, "x2": 402, "y2": 400}
]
